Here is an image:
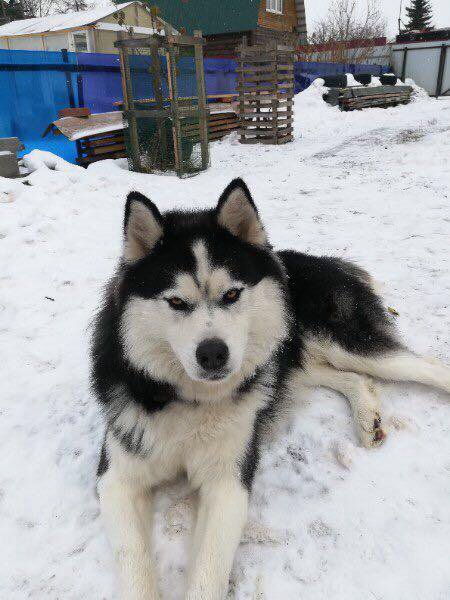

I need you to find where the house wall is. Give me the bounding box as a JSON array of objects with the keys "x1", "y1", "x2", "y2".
[
  {"x1": 0, "y1": 4, "x2": 155, "y2": 54},
  {"x1": 4, "y1": 35, "x2": 43, "y2": 50},
  {"x1": 100, "y1": 3, "x2": 154, "y2": 29},
  {"x1": 44, "y1": 33, "x2": 71, "y2": 51},
  {"x1": 258, "y1": 0, "x2": 298, "y2": 33}
]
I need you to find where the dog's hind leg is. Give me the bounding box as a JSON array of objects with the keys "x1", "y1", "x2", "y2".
[
  {"x1": 320, "y1": 344, "x2": 450, "y2": 394},
  {"x1": 302, "y1": 364, "x2": 386, "y2": 448}
]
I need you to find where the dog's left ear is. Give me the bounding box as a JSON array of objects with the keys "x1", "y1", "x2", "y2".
[
  {"x1": 123, "y1": 191, "x2": 164, "y2": 262},
  {"x1": 216, "y1": 179, "x2": 268, "y2": 246}
]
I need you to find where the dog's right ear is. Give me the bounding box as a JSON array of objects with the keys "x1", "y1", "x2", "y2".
[{"x1": 123, "y1": 191, "x2": 164, "y2": 262}]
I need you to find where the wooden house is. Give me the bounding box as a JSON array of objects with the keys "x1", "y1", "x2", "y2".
[
  {"x1": 0, "y1": 1, "x2": 171, "y2": 53},
  {"x1": 150, "y1": 0, "x2": 307, "y2": 57}
]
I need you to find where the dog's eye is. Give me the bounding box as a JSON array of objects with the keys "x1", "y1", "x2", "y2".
[
  {"x1": 222, "y1": 288, "x2": 242, "y2": 305},
  {"x1": 166, "y1": 297, "x2": 190, "y2": 311}
]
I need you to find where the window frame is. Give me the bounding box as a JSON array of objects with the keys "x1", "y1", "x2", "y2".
[
  {"x1": 71, "y1": 31, "x2": 89, "y2": 53},
  {"x1": 266, "y1": 0, "x2": 283, "y2": 15}
]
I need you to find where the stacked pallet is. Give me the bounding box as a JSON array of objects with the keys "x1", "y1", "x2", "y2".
[
  {"x1": 181, "y1": 111, "x2": 239, "y2": 143},
  {"x1": 324, "y1": 85, "x2": 413, "y2": 111},
  {"x1": 238, "y1": 43, "x2": 294, "y2": 145},
  {"x1": 77, "y1": 131, "x2": 126, "y2": 165}
]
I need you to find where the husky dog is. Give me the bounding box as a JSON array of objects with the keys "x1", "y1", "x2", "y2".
[{"x1": 91, "y1": 179, "x2": 449, "y2": 600}]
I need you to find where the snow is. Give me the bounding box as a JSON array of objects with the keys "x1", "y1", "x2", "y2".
[{"x1": 1, "y1": 80, "x2": 450, "y2": 600}]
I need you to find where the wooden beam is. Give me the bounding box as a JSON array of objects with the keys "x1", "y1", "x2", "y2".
[
  {"x1": 194, "y1": 29, "x2": 209, "y2": 171},
  {"x1": 118, "y1": 31, "x2": 142, "y2": 172}
]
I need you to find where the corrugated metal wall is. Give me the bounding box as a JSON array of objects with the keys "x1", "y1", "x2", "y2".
[{"x1": 391, "y1": 40, "x2": 450, "y2": 96}]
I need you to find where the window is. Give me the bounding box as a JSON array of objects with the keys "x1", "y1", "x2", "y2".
[
  {"x1": 266, "y1": 0, "x2": 283, "y2": 14},
  {"x1": 72, "y1": 32, "x2": 88, "y2": 53}
]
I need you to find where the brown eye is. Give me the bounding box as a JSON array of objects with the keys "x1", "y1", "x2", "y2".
[
  {"x1": 222, "y1": 288, "x2": 242, "y2": 305},
  {"x1": 166, "y1": 297, "x2": 189, "y2": 311}
]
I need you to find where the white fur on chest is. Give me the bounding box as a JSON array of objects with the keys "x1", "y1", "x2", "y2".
[{"x1": 107, "y1": 390, "x2": 266, "y2": 490}]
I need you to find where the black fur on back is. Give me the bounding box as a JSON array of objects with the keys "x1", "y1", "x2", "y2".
[{"x1": 278, "y1": 251, "x2": 401, "y2": 355}]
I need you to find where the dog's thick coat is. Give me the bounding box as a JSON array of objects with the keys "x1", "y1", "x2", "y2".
[{"x1": 91, "y1": 179, "x2": 449, "y2": 600}]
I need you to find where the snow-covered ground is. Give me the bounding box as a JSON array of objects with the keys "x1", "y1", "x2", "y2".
[{"x1": 1, "y1": 81, "x2": 449, "y2": 600}]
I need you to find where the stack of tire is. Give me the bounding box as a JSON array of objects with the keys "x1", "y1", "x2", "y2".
[{"x1": 321, "y1": 73, "x2": 398, "y2": 88}]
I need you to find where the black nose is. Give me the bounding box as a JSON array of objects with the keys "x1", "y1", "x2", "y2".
[{"x1": 196, "y1": 338, "x2": 229, "y2": 372}]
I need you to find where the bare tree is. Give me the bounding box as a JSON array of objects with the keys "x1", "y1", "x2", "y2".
[
  {"x1": 54, "y1": 0, "x2": 91, "y2": 13},
  {"x1": 302, "y1": 0, "x2": 387, "y2": 64},
  {"x1": 19, "y1": 0, "x2": 57, "y2": 18}
]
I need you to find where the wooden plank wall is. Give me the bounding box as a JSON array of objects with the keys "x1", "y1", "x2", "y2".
[{"x1": 257, "y1": 0, "x2": 298, "y2": 32}]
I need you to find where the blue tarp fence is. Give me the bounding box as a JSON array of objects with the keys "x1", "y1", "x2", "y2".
[
  {"x1": 0, "y1": 49, "x2": 389, "y2": 164},
  {"x1": 294, "y1": 61, "x2": 391, "y2": 93}
]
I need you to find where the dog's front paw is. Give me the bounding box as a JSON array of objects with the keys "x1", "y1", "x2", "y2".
[{"x1": 357, "y1": 412, "x2": 387, "y2": 448}]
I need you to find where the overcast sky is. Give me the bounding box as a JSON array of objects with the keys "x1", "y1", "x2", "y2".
[{"x1": 305, "y1": 0, "x2": 450, "y2": 38}]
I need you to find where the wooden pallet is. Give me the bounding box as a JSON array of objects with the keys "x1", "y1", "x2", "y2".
[
  {"x1": 180, "y1": 111, "x2": 239, "y2": 143},
  {"x1": 324, "y1": 85, "x2": 413, "y2": 111},
  {"x1": 238, "y1": 43, "x2": 295, "y2": 145},
  {"x1": 76, "y1": 129, "x2": 126, "y2": 165}
]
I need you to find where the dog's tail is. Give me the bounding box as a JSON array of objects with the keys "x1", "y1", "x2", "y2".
[{"x1": 323, "y1": 347, "x2": 450, "y2": 394}]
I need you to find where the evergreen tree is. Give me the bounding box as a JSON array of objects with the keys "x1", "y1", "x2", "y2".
[
  {"x1": 405, "y1": 0, "x2": 433, "y2": 31},
  {"x1": 0, "y1": 0, "x2": 26, "y2": 24}
]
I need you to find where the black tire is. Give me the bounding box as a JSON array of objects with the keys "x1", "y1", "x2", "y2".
[
  {"x1": 322, "y1": 74, "x2": 348, "y2": 88},
  {"x1": 354, "y1": 73, "x2": 372, "y2": 85},
  {"x1": 380, "y1": 74, "x2": 398, "y2": 85}
]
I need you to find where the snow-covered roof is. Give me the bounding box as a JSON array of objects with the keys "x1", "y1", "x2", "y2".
[{"x1": 0, "y1": 1, "x2": 137, "y2": 37}]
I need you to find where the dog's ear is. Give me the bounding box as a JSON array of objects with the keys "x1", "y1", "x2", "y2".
[
  {"x1": 216, "y1": 179, "x2": 268, "y2": 246},
  {"x1": 123, "y1": 191, "x2": 164, "y2": 262}
]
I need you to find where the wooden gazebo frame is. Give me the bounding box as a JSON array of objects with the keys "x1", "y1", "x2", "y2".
[{"x1": 115, "y1": 28, "x2": 209, "y2": 177}]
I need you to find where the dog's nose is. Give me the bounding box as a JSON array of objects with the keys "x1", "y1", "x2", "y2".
[{"x1": 196, "y1": 338, "x2": 229, "y2": 372}]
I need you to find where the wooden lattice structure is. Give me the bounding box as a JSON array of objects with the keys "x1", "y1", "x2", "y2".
[
  {"x1": 238, "y1": 42, "x2": 295, "y2": 145},
  {"x1": 115, "y1": 28, "x2": 209, "y2": 178}
]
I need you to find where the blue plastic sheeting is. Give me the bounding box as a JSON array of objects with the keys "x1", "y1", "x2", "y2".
[
  {"x1": 0, "y1": 49, "x2": 241, "y2": 165},
  {"x1": 77, "y1": 55, "x2": 239, "y2": 110},
  {"x1": 204, "y1": 58, "x2": 237, "y2": 95},
  {"x1": 294, "y1": 61, "x2": 390, "y2": 93},
  {"x1": 0, "y1": 49, "x2": 391, "y2": 166},
  {"x1": 0, "y1": 48, "x2": 79, "y2": 162},
  {"x1": 77, "y1": 52, "x2": 122, "y2": 114}
]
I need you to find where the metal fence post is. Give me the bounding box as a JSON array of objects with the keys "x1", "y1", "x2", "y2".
[
  {"x1": 400, "y1": 47, "x2": 408, "y2": 82},
  {"x1": 76, "y1": 74, "x2": 84, "y2": 107},
  {"x1": 435, "y1": 44, "x2": 447, "y2": 98},
  {"x1": 61, "y1": 48, "x2": 75, "y2": 108}
]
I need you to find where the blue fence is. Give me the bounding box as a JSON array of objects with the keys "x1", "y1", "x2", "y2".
[
  {"x1": 0, "y1": 49, "x2": 241, "y2": 162},
  {"x1": 0, "y1": 49, "x2": 81, "y2": 161},
  {"x1": 294, "y1": 61, "x2": 390, "y2": 93},
  {"x1": 0, "y1": 49, "x2": 389, "y2": 164}
]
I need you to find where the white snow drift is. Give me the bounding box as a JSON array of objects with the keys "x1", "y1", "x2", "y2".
[{"x1": 1, "y1": 81, "x2": 449, "y2": 600}]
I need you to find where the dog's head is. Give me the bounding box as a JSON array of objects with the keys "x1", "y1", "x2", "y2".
[{"x1": 118, "y1": 179, "x2": 288, "y2": 401}]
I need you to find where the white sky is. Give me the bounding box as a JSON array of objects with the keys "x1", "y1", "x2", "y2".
[{"x1": 305, "y1": 0, "x2": 450, "y2": 38}]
